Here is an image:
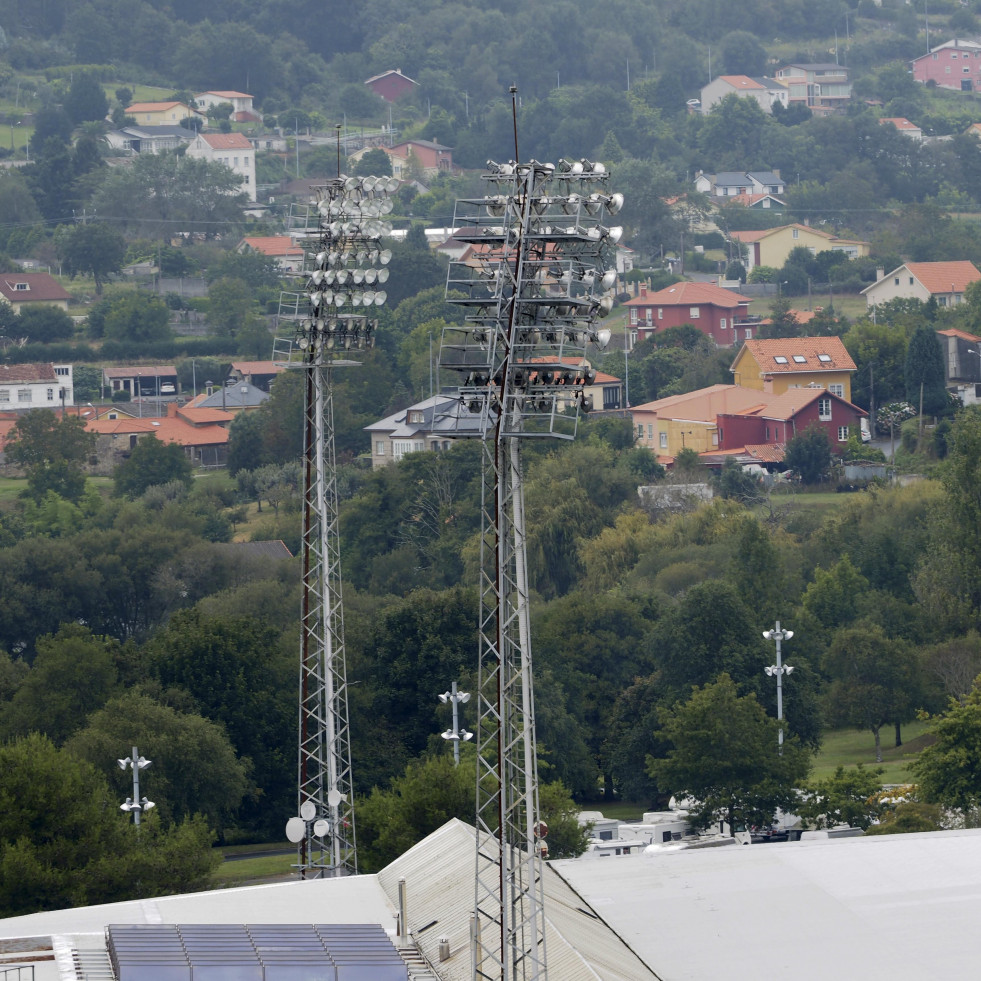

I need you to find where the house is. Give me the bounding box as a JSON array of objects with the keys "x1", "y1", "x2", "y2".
[
  {"x1": 912, "y1": 38, "x2": 981, "y2": 91},
  {"x1": 387, "y1": 139, "x2": 453, "y2": 177},
  {"x1": 187, "y1": 380, "x2": 269, "y2": 414},
  {"x1": 85, "y1": 402, "x2": 231, "y2": 469},
  {"x1": 193, "y1": 90, "x2": 260, "y2": 123},
  {"x1": 185, "y1": 132, "x2": 257, "y2": 201},
  {"x1": 0, "y1": 272, "x2": 71, "y2": 313},
  {"x1": 623, "y1": 281, "x2": 755, "y2": 346},
  {"x1": 695, "y1": 171, "x2": 786, "y2": 198},
  {"x1": 699, "y1": 76, "x2": 789, "y2": 114},
  {"x1": 630, "y1": 384, "x2": 770, "y2": 458},
  {"x1": 103, "y1": 125, "x2": 196, "y2": 156},
  {"x1": 237, "y1": 236, "x2": 305, "y2": 273},
  {"x1": 365, "y1": 394, "x2": 471, "y2": 468},
  {"x1": 719, "y1": 193, "x2": 786, "y2": 212},
  {"x1": 125, "y1": 101, "x2": 205, "y2": 127},
  {"x1": 716, "y1": 386, "x2": 867, "y2": 455},
  {"x1": 879, "y1": 117, "x2": 923, "y2": 140},
  {"x1": 364, "y1": 69, "x2": 417, "y2": 102},
  {"x1": 0, "y1": 363, "x2": 73, "y2": 409},
  {"x1": 937, "y1": 327, "x2": 981, "y2": 405},
  {"x1": 227, "y1": 360, "x2": 287, "y2": 392},
  {"x1": 729, "y1": 223, "x2": 870, "y2": 273},
  {"x1": 102, "y1": 365, "x2": 178, "y2": 399},
  {"x1": 861, "y1": 260, "x2": 981, "y2": 309},
  {"x1": 773, "y1": 63, "x2": 851, "y2": 114},
  {"x1": 731, "y1": 336, "x2": 857, "y2": 402}
]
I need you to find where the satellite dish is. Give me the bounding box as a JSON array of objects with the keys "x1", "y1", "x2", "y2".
[
  {"x1": 313, "y1": 819, "x2": 329, "y2": 838},
  {"x1": 300, "y1": 800, "x2": 317, "y2": 821},
  {"x1": 326, "y1": 788, "x2": 344, "y2": 808},
  {"x1": 286, "y1": 817, "x2": 305, "y2": 843}
]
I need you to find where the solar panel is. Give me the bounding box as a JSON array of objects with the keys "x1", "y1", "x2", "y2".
[{"x1": 106, "y1": 924, "x2": 408, "y2": 981}]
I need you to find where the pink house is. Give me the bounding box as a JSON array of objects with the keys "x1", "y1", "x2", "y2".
[
  {"x1": 623, "y1": 281, "x2": 754, "y2": 346},
  {"x1": 388, "y1": 139, "x2": 453, "y2": 176},
  {"x1": 912, "y1": 39, "x2": 981, "y2": 91},
  {"x1": 365, "y1": 70, "x2": 417, "y2": 102}
]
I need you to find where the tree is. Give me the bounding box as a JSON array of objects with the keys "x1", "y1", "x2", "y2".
[
  {"x1": 784, "y1": 423, "x2": 832, "y2": 483},
  {"x1": 719, "y1": 30, "x2": 767, "y2": 76},
  {"x1": 0, "y1": 624, "x2": 119, "y2": 745},
  {"x1": 64, "y1": 73, "x2": 109, "y2": 124},
  {"x1": 798, "y1": 764, "x2": 885, "y2": 830},
  {"x1": 206, "y1": 276, "x2": 255, "y2": 336},
  {"x1": 913, "y1": 679, "x2": 981, "y2": 822},
  {"x1": 102, "y1": 291, "x2": 172, "y2": 342},
  {"x1": 227, "y1": 410, "x2": 266, "y2": 476},
  {"x1": 353, "y1": 147, "x2": 393, "y2": 177},
  {"x1": 67, "y1": 691, "x2": 249, "y2": 836},
  {"x1": 647, "y1": 674, "x2": 810, "y2": 833},
  {"x1": 905, "y1": 325, "x2": 948, "y2": 417},
  {"x1": 5, "y1": 409, "x2": 96, "y2": 501},
  {"x1": 113, "y1": 438, "x2": 193, "y2": 498},
  {"x1": 17, "y1": 304, "x2": 74, "y2": 343},
  {"x1": 0, "y1": 733, "x2": 218, "y2": 916},
  {"x1": 58, "y1": 222, "x2": 126, "y2": 295},
  {"x1": 822, "y1": 623, "x2": 922, "y2": 762}
]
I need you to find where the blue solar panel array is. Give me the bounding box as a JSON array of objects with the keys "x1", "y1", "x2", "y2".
[{"x1": 106, "y1": 923, "x2": 408, "y2": 981}]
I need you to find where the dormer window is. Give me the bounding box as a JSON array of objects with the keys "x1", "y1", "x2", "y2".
[
  {"x1": 13, "y1": 282, "x2": 28, "y2": 291},
  {"x1": 407, "y1": 410, "x2": 425, "y2": 424}
]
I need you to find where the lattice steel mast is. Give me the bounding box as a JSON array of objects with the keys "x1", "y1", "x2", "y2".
[
  {"x1": 277, "y1": 175, "x2": 397, "y2": 878},
  {"x1": 439, "y1": 105, "x2": 622, "y2": 980}
]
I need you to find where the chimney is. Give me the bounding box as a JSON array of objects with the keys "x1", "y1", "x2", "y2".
[
  {"x1": 876, "y1": 267, "x2": 884, "y2": 281},
  {"x1": 640, "y1": 285, "x2": 648, "y2": 298}
]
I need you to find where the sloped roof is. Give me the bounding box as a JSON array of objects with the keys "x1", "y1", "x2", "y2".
[
  {"x1": 937, "y1": 327, "x2": 981, "y2": 342},
  {"x1": 624, "y1": 280, "x2": 751, "y2": 309},
  {"x1": 908, "y1": 261, "x2": 981, "y2": 294},
  {"x1": 0, "y1": 273, "x2": 71, "y2": 304},
  {"x1": 0, "y1": 362, "x2": 58, "y2": 383},
  {"x1": 103, "y1": 365, "x2": 176, "y2": 379},
  {"x1": 197, "y1": 90, "x2": 252, "y2": 100},
  {"x1": 196, "y1": 382, "x2": 268, "y2": 410},
  {"x1": 365, "y1": 394, "x2": 475, "y2": 437},
  {"x1": 631, "y1": 384, "x2": 770, "y2": 422},
  {"x1": 879, "y1": 117, "x2": 920, "y2": 131},
  {"x1": 736, "y1": 336, "x2": 856, "y2": 373},
  {"x1": 85, "y1": 416, "x2": 229, "y2": 447},
  {"x1": 718, "y1": 75, "x2": 765, "y2": 90},
  {"x1": 232, "y1": 360, "x2": 286, "y2": 375},
  {"x1": 742, "y1": 386, "x2": 865, "y2": 421},
  {"x1": 198, "y1": 132, "x2": 252, "y2": 150},
  {"x1": 730, "y1": 223, "x2": 836, "y2": 244},
  {"x1": 239, "y1": 236, "x2": 303, "y2": 257}
]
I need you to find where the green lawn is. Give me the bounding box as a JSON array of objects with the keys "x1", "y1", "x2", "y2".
[
  {"x1": 213, "y1": 843, "x2": 296, "y2": 887},
  {"x1": 810, "y1": 719, "x2": 932, "y2": 785}
]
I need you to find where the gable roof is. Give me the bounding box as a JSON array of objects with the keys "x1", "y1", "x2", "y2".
[
  {"x1": 738, "y1": 386, "x2": 865, "y2": 421},
  {"x1": 624, "y1": 280, "x2": 751, "y2": 309},
  {"x1": 735, "y1": 336, "x2": 856, "y2": 373},
  {"x1": 0, "y1": 362, "x2": 58, "y2": 384},
  {"x1": 879, "y1": 117, "x2": 920, "y2": 131},
  {"x1": 718, "y1": 75, "x2": 766, "y2": 90},
  {"x1": 937, "y1": 327, "x2": 981, "y2": 343},
  {"x1": 239, "y1": 236, "x2": 303, "y2": 257},
  {"x1": 197, "y1": 90, "x2": 252, "y2": 100},
  {"x1": 197, "y1": 132, "x2": 252, "y2": 150},
  {"x1": 126, "y1": 101, "x2": 196, "y2": 113},
  {"x1": 631, "y1": 384, "x2": 771, "y2": 421},
  {"x1": 730, "y1": 223, "x2": 836, "y2": 245},
  {"x1": 0, "y1": 273, "x2": 71, "y2": 304},
  {"x1": 908, "y1": 261, "x2": 981, "y2": 294}
]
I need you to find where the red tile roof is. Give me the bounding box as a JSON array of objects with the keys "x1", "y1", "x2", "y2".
[
  {"x1": 85, "y1": 416, "x2": 228, "y2": 447},
  {"x1": 0, "y1": 273, "x2": 71, "y2": 304},
  {"x1": 231, "y1": 361, "x2": 286, "y2": 375},
  {"x1": 624, "y1": 281, "x2": 751, "y2": 309},
  {"x1": 632, "y1": 384, "x2": 770, "y2": 420},
  {"x1": 0, "y1": 362, "x2": 58, "y2": 383},
  {"x1": 199, "y1": 132, "x2": 252, "y2": 150},
  {"x1": 240, "y1": 236, "x2": 303, "y2": 257},
  {"x1": 906, "y1": 261, "x2": 981, "y2": 294},
  {"x1": 738, "y1": 336, "x2": 856, "y2": 373},
  {"x1": 937, "y1": 328, "x2": 981, "y2": 342},
  {"x1": 719, "y1": 75, "x2": 766, "y2": 89}
]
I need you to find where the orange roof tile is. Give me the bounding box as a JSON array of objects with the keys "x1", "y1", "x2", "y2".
[
  {"x1": 200, "y1": 132, "x2": 252, "y2": 150},
  {"x1": 737, "y1": 336, "x2": 856, "y2": 373},
  {"x1": 624, "y1": 280, "x2": 751, "y2": 309},
  {"x1": 240, "y1": 236, "x2": 303, "y2": 257},
  {"x1": 906, "y1": 261, "x2": 981, "y2": 294},
  {"x1": 231, "y1": 360, "x2": 286, "y2": 375},
  {"x1": 719, "y1": 75, "x2": 765, "y2": 90},
  {"x1": 632, "y1": 384, "x2": 772, "y2": 421},
  {"x1": 937, "y1": 328, "x2": 981, "y2": 342}
]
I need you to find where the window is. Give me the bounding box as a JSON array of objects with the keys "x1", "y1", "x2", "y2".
[
  {"x1": 17, "y1": 389, "x2": 31, "y2": 402},
  {"x1": 689, "y1": 306, "x2": 700, "y2": 319},
  {"x1": 13, "y1": 282, "x2": 28, "y2": 291},
  {"x1": 792, "y1": 228, "x2": 799, "y2": 238},
  {"x1": 46, "y1": 388, "x2": 54, "y2": 400},
  {"x1": 818, "y1": 397, "x2": 832, "y2": 420},
  {"x1": 407, "y1": 410, "x2": 424, "y2": 424},
  {"x1": 774, "y1": 355, "x2": 789, "y2": 364},
  {"x1": 375, "y1": 441, "x2": 385, "y2": 455},
  {"x1": 745, "y1": 328, "x2": 753, "y2": 339},
  {"x1": 659, "y1": 432, "x2": 668, "y2": 449},
  {"x1": 909, "y1": 277, "x2": 914, "y2": 285},
  {"x1": 636, "y1": 424, "x2": 643, "y2": 437},
  {"x1": 720, "y1": 318, "x2": 727, "y2": 329},
  {"x1": 765, "y1": 426, "x2": 770, "y2": 440},
  {"x1": 647, "y1": 424, "x2": 654, "y2": 439},
  {"x1": 712, "y1": 432, "x2": 718, "y2": 446},
  {"x1": 657, "y1": 307, "x2": 663, "y2": 319},
  {"x1": 837, "y1": 426, "x2": 849, "y2": 442},
  {"x1": 894, "y1": 277, "x2": 900, "y2": 285},
  {"x1": 630, "y1": 309, "x2": 638, "y2": 325},
  {"x1": 817, "y1": 353, "x2": 832, "y2": 363},
  {"x1": 792, "y1": 355, "x2": 807, "y2": 363},
  {"x1": 829, "y1": 383, "x2": 844, "y2": 397},
  {"x1": 0, "y1": 389, "x2": 8, "y2": 402},
  {"x1": 965, "y1": 68, "x2": 972, "y2": 74},
  {"x1": 55, "y1": 366, "x2": 68, "y2": 375}
]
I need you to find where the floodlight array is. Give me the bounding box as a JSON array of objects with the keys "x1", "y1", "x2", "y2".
[{"x1": 439, "y1": 158, "x2": 619, "y2": 438}]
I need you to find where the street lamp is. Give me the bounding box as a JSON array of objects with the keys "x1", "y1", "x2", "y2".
[
  {"x1": 762, "y1": 622, "x2": 794, "y2": 754},
  {"x1": 117, "y1": 747, "x2": 155, "y2": 825},
  {"x1": 439, "y1": 681, "x2": 472, "y2": 765}
]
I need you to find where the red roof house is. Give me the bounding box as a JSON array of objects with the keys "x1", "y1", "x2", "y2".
[{"x1": 623, "y1": 281, "x2": 754, "y2": 346}]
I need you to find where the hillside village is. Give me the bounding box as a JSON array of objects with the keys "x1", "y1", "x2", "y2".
[{"x1": 6, "y1": 1, "x2": 981, "y2": 955}]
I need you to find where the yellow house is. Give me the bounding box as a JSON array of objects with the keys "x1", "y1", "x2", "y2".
[
  {"x1": 125, "y1": 101, "x2": 206, "y2": 126},
  {"x1": 730, "y1": 223, "x2": 870, "y2": 274},
  {"x1": 731, "y1": 336, "x2": 856, "y2": 402}
]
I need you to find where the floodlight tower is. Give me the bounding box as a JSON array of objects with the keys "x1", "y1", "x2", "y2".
[
  {"x1": 438, "y1": 100, "x2": 621, "y2": 981},
  {"x1": 276, "y1": 174, "x2": 397, "y2": 878}
]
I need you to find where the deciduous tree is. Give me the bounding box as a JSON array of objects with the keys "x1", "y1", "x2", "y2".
[
  {"x1": 114, "y1": 437, "x2": 193, "y2": 498},
  {"x1": 5, "y1": 409, "x2": 96, "y2": 501}
]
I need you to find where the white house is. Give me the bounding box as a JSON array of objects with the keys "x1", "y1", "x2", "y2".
[
  {"x1": 185, "y1": 132, "x2": 257, "y2": 201},
  {"x1": 0, "y1": 362, "x2": 73, "y2": 408},
  {"x1": 861, "y1": 260, "x2": 981, "y2": 309},
  {"x1": 700, "y1": 75, "x2": 789, "y2": 114}
]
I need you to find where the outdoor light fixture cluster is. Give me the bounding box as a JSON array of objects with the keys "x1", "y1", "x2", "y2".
[
  {"x1": 440, "y1": 157, "x2": 622, "y2": 437},
  {"x1": 763, "y1": 622, "x2": 795, "y2": 754},
  {"x1": 117, "y1": 747, "x2": 154, "y2": 825},
  {"x1": 294, "y1": 176, "x2": 398, "y2": 357},
  {"x1": 438, "y1": 682, "x2": 472, "y2": 765}
]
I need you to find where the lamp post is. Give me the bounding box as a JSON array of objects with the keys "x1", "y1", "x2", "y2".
[
  {"x1": 763, "y1": 622, "x2": 794, "y2": 754},
  {"x1": 117, "y1": 747, "x2": 154, "y2": 825},
  {"x1": 438, "y1": 682, "x2": 472, "y2": 765}
]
